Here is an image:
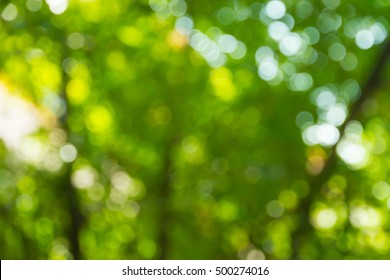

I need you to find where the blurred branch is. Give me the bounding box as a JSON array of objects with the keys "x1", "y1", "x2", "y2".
[
  {"x1": 291, "y1": 39, "x2": 390, "y2": 259},
  {"x1": 157, "y1": 135, "x2": 180, "y2": 260},
  {"x1": 59, "y1": 50, "x2": 84, "y2": 260},
  {"x1": 61, "y1": 164, "x2": 84, "y2": 260}
]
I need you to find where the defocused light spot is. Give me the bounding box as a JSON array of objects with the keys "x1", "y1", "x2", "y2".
[
  {"x1": 216, "y1": 200, "x2": 238, "y2": 222},
  {"x1": 313, "y1": 52, "x2": 329, "y2": 69},
  {"x1": 17, "y1": 176, "x2": 36, "y2": 194},
  {"x1": 46, "y1": 0, "x2": 68, "y2": 15},
  {"x1": 244, "y1": 166, "x2": 262, "y2": 184},
  {"x1": 207, "y1": 26, "x2": 223, "y2": 40},
  {"x1": 43, "y1": 151, "x2": 63, "y2": 172},
  {"x1": 86, "y1": 105, "x2": 113, "y2": 133},
  {"x1": 190, "y1": 30, "x2": 209, "y2": 51},
  {"x1": 67, "y1": 33, "x2": 85, "y2": 49},
  {"x1": 235, "y1": 5, "x2": 250, "y2": 21},
  {"x1": 175, "y1": 16, "x2": 193, "y2": 35},
  {"x1": 62, "y1": 57, "x2": 77, "y2": 74},
  {"x1": 117, "y1": 26, "x2": 143, "y2": 47},
  {"x1": 147, "y1": 106, "x2": 172, "y2": 126},
  {"x1": 322, "y1": 0, "x2": 340, "y2": 9},
  {"x1": 268, "y1": 21, "x2": 289, "y2": 41},
  {"x1": 377, "y1": 0, "x2": 390, "y2": 7},
  {"x1": 301, "y1": 47, "x2": 318, "y2": 65},
  {"x1": 255, "y1": 46, "x2": 274, "y2": 64},
  {"x1": 25, "y1": 48, "x2": 45, "y2": 62},
  {"x1": 229, "y1": 41, "x2": 247, "y2": 60},
  {"x1": 210, "y1": 67, "x2": 237, "y2": 101},
  {"x1": 303, "y1": 124, "x2": 340, "y2": 146},
  {"x1": 325, "y1": 104, "x2": 347, "y2": 126},
  {"x1": 246, "y1": 249, "x2": 266, "y2": 260},
  {"x1": 123, "y1": 201, "x2": 140, "y2": 218},
  {"x1": 340, "y1": 52, "x2": 358, "y2": 71},
  {"x1": 212, "y1": 158, "x2": 229, "y2": 175},
  {"x1": 295, "y1": 1, "x2": 313, "y2": 19},
  {"x1": 292, "y1": 180, "x2": 309, "y2": 198},
  {"x1": 36, "y1": 217, "x2": 53, "y2": 236},
  {"x1": 316, "y1": 123, "x2": 340, "y2": 146},
  {"x1": 16, "y1": 194, "x2": 34, "y2": 212},
  {"x1": 196, "y1": 179, "x2": 214, "y2": 195},
  {"x1": 259, "y1": 6, "x2": 272, "y2": 25},
  {"x1": 190, "y1": 30, "x2": 227, "y2": 67},
  {"x1": 303, "y1": 26, "x2": 320, "y2": 45},
  {"x1": 169, "y1": 0, "x2": 187, "y2": 17},
  {"x1": 355, "y1": 30, "x2": 374, "y2": 50},
  {"x1": 43, "y1": 93, "x2": 66, "y2": 117},
  {"x1": 182, "y1": 136, "x2": 205, "y2": 165},
  {"x1": 281, "y1": 13, "x2": 295, "y2": 30},
  {"x1": 227, "y1": 227, "x2": 248, "y2": 250},
  {"x1": 109, "y1": 188, "x2": 128, "y2": 205},
  {"x1": 149, "y1": 0, "x2": 167, "y2": 12},
  {"x1": 371, "y1": 133, "x2": 386, "y2": 155},
  {"x1": 111, "y1": 171, "x2": 141, "y2": 197},
  {"x1": 50, "y1": 239, "x2": 72, "y2": 260},
  {"x1": 167, "y1": 30, "x2": 187, "y2": 50},
  {"x1": 268, "y1": 73, "x2": 283, "y2": 86},
  {"x1": 372, "y1": 181, "x2": 390, "y2": 200},
  {"x1": 267, "y1": 200, "x2": 284, "y2": 218},
  {"x1": 306, "y1": 154, "x2": 325, "y2": 175},
  {"x1": 87, "y1": 184, "x2": 105, "y2": 202},
  {"x1": 317, "y1": 12, "x2": 342, "y2": 33},
  {"x1": 328, "y1": 42, "x2": 346, "y2": 61},
  {"x1": 316, "y1": 90, "x2": 336, "y2": 109},
  {"x1": 137, "y1": 239, "x2": 156, "y2": 259},
  {"x1": 66, "y1": 78, "x2": 90, "y2": 105},
  {"x1": 350, "y1": 206, "x2": 381, "y2": 229},
  {"x1": 341, "y1": 79, "x2": 360, "y2": 101},
  {"x1": 344, "y1": 19, "x2": 361, "y2": 38},
  {"x1": 337, "y1": 140, "x2": 368, "y2": 168},
  {"x1": 1, "y1": 4, "x2": 18, "y2": 21},
  {"x1": 205, "y1": 46, "x2": 225, "y2": 67},
  {"x1": 295, "y1": 111, "x2": 313, "y2": 129},
  {"x1": 249, "y1": 2, "x2": 262, "y2": 20},
  {"x1": 258, "y1": 57, "x2": 278, "y2": 81},
  {"x1": 106, "y1": 51, "x2": 126, "y2": 71},
  {"x1": 279, "y1": 33, "x2": 302, "y2": 56},
  {"x1": 289, "y1": 73, "x2": 313, "y2": 91},
  {"x1": 26, "y1": 0, "x2": 42, "y2": 12},
  {"x1": 345, "y1": 120, "x2": 363, "y2": 135},
  {"x1": 31, "y1": 60, "x2": 62, "y2": 91},
  {"x1": 209, "y1": 27, "x2": 224, "y2": 39},
  {"x1": 280, "y1": 62, "x2": 296, "y2": 77},
  {"x1": 71, "y1": 166, "x2": 97, "y2": 189},
  {"x1": 0, "y1": 84, "x2": 40, "y2": 149},
  {"x1": 265, "y1": 0, "x2": 286, "y2": 20},
  {"x1": 217, "y1": 7, "x2": 235, "y2": 25},
  {"x1": 279, "y1": 190, "x2": 298, "y2": 209},
  {"x1": 370, "y1": 22, "x2": 387, "y2": 44},
  {"x1": 218, "y1": 34, "x2": 238, "y2": 53},
  {"x1": 313, "y1": 208, "x2": 337, "y2": 229},
  {"x1": 59, "y1": 143, "x2": 77, "y2": 163}
]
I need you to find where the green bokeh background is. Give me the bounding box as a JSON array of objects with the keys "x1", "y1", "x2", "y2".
[{"x1": 0, "y1": 0, "x2": 390, "y2": 259}]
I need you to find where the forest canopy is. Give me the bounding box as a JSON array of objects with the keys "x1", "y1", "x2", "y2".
[{"x1": 0, "y1": 0, "x2": 390, "y2": 260}]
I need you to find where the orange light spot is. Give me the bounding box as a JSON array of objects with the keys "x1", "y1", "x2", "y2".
[{"x1": 166, "y1": 30, "x2": 187, "y2": 50}]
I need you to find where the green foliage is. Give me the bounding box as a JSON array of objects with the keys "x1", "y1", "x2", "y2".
[{"x1": 0, "y1": 0, "x2": 390, "y2": 260}]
